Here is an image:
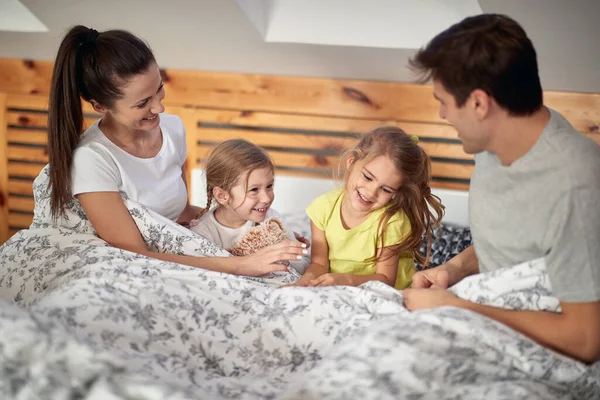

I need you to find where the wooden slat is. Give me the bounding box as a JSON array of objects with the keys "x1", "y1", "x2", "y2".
[
  {"x1": 8, "y1": 179, "x2": 33, "y2": 196},
  {"x1": 7, "y1": 162, "x2": 45, "y2": 178},
  {"x1": 430, "y1": 180, "x2": 470, "y2": 191},
  {"x1": 198, "y1": 144, "x2": 337, "y2": 171},
  {"x1": 6, "y1": 92, "x2": 50, "y2": 111},
  {"x1": 197, "y1": 127, "x2": 471, "y2": 160},
  {"x1": 6, "y1": 91, "x2": 96, "y2": 115},
  {"x1": 195, "y1": 109, "x2": 460, "y2": 139},
  {"x1": 8, "y1": 196, "x2": 35, "y2": 212},
  {"x1": 0, "y1": 92, "x2": 9, "y2": 243},
  {"x1": 8, "y1": 212, "x2": 33, "y2": 229},
  {"x1": 0, "y1": 58, "x2": 441, "y2": 121},
  {"x1": 7, "y1": 111, "x2": 98, "y2": 130},
  {"x1": 197, "y1": 145, "x2": 472, "y2": 181},
  {"x1": 7, "y1": 111, "x2": 49, "y2": 127},
  {"x1": 2, "y1": 59, "x2": 599, "y2": 133},
  {"x1": 2, "y1": 59, "x2": 600, "y2": 130},
  {"x1": 197, "y1": 127, "x2": 358, "y2": 152},
  {"x1": 7, "y1": 145, "x2": 48, "y2": 163},
  {"x1": 419, "y1": 142, "x2": 471, "y2": 160},
  {"x1": 545, "y1": 92, "x2": 600, "y2": 134},
  {"x1": 179, "y1": 107, "x2": 198, "y2": 196},
  {"x1": 431, "y1": 162, "x2": 473, "y2": 180},
  {"x1": 7, "y1": 128, "x2": 47, "y2": 145}
]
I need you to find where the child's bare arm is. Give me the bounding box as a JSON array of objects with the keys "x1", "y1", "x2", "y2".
[{"x1": 309, "y1": 246, "x2": 400, "y2": 287}]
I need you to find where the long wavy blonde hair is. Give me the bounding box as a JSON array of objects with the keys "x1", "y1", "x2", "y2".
[{"x1": 338, "y1": 126, "x2": 445, "y2": 265}]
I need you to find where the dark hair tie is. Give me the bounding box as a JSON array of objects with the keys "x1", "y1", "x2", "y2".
[{"x1": 85, "y1": 28, "x2": 100, "y2": 44}]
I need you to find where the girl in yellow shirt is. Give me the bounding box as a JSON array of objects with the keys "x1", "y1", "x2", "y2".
[{"x1": 291, "y1": 126, "x2": 444, "y2": 289}]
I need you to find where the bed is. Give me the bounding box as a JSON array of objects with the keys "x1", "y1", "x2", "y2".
[{"x1": 1, "y1": 59, "x2": 600, "y2": 399}]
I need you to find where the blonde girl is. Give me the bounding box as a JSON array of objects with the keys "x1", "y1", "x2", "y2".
[
  {"x1": 290, "y1": 126, "x2": 444, "y2": 289},
  {"x1": 191, "y1": 139, "x2": 310, "y2": 273}
]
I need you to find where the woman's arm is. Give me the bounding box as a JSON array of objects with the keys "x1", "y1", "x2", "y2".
[
  {"x1": 411, "y1": 245, "x2": 479, "y2": 289},
  {"x1": 285, "y1": 221, "x2": 329, "y2": 286},
  {"x1": 77, "y1": 192, "x2": 305, "y2": 276}
]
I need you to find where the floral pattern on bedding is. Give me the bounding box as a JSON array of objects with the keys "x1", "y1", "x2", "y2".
[{"x1": 0, "y1": 166, "x2": 598, "y2": 399}]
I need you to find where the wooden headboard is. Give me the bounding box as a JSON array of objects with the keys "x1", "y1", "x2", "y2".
[{"x1": 1, "y1": 58, "x2": 599, "y2": 244}]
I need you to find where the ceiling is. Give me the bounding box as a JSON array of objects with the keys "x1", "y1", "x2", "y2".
[{"x1": 0, "y1": 0, "x2": 598, "y2": 93}]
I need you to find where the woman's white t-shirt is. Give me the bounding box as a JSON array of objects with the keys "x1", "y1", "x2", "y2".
[{"x1": 71, "y1": 113, "x2": 188, "y2": 221}]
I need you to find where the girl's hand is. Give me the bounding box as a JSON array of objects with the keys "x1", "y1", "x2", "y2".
[
  {"x1": 308, "y1": 273, "x2": 354, "y2": 287},
  {"x1": 293, "y1": 231, "x2": 311, "y2": 249},
  {"x1": 281, "y1": 271, "x2": 320, "y2": 288},
  {"x1": 236, "y1": 240, "x2": 308, "y2": 277}
]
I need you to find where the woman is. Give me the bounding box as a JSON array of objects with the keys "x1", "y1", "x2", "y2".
[{"x1": 47, "y1": 25, "x2": 306, "y2": 276}]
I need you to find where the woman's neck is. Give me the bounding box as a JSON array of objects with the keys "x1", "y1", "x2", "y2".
[
  {"x1": 99, "y1": 115, "x2": 162, "y2": 158},
  {"x1": 213, "y1": 206, "x2": 248, "y2": 229}
]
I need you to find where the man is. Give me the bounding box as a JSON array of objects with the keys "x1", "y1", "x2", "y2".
[{"x1": 403, "y1": 14, "x2": 600, "y2": 364}]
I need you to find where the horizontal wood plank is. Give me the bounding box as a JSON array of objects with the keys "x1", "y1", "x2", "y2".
[
  {"x1": 8, "y1": 179, "x2": 34, "y2": 195},
  {"x1": 545, "y1": 92, "x2": 600, "y2": 134},
  {"x1": 198, "y1": 145, "x2": 340, "y2": 171},
  {"x1": 8, "y1": 196, "x2": 35, "y2": 212},
  {"x1": 7, "y1": 128, "x2": 47, "y2": 145},
  {"x1": 6, "y1": 92, "x2": 50, "y2": 111},
  {"x1": 429, "y1": 180, "x2": 470, "y2": 191},
  {"x1": 1, "y1": 58, "x2": 597, "y2": 131},
  {"x1": 8, "y1": 212, "x2": 33, "y2": 229},
  {"x1": 197, "y1": 145, "x2": 472, "y2": 180},
  {"x1": 7, "y1": 162, "x2": 45, "y2": 178},
  {"x1": 431, "y1": 162, "x2": 474, "y2": 180},
  {"x1": 194, "y1": 109, "x2": 460, "y2": 139},
  {"x1": 7, "y1": 145, "x2": 48, "y2": 163},
  {"x1": 7, "y1": 111, "x2": 98, "y2": 130},
  {"x1": 197, "y1": 127, "x2": 471, "y2": 160},
  {"x1": 5, "y1": 87, "x2": 96, "y2": 115}
]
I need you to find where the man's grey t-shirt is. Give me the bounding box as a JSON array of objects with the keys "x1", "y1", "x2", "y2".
[{"x1": 469, "y1": 108, "x2": 600, "y2": 302}]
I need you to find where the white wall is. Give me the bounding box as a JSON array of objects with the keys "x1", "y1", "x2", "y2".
[{"x1": 0, "y1": 0, "x2": 598, "y2": 93}]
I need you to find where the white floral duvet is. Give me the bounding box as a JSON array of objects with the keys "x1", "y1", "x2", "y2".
[{"x1": 0, "y1": 167, "x2": 598, "y2": 400}]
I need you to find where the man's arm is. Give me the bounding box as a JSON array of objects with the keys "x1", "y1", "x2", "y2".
[
  {"x1": 404, "y1": 288, "x2": 600, "y2": 364},
  {"x1": 462, "y1": 299, "x2": 600, "y2": 364}
]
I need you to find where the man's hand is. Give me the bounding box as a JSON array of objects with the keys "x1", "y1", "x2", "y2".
[{"x1": 411, "y1": 267, "x2": 450, "y2": 289}]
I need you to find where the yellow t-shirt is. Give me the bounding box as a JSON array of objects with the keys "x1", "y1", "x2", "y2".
[{"x1": 306, "y1": 188, "x2": 415, "y2": 289}]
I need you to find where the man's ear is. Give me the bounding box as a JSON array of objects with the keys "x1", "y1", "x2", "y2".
[
  {"x1": 470, "y1": 89, "x2": 490, "y2": 120},
  {"x1": 213, "y1": 187, "x2": 230, "y2": 206},
  {"x1": 90, "y1": 100, "x2": 108, "y2": 114}
]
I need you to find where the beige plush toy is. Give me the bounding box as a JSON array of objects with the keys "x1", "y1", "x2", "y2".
[{"x1": 227, "y1": 217, "x2": 291, "y2": 266}]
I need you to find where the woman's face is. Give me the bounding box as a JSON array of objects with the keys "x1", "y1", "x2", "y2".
[{"x1": 99, "y1": 63, "x2": 166, "y2": 132}]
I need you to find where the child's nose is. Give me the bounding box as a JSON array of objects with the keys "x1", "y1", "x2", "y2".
[
  {"x1": 366, "y1": 182, "x2": 378, "y2": 198},
  {"x1": 259, "y1": 190, "x2": 271, "y2": 203}
]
